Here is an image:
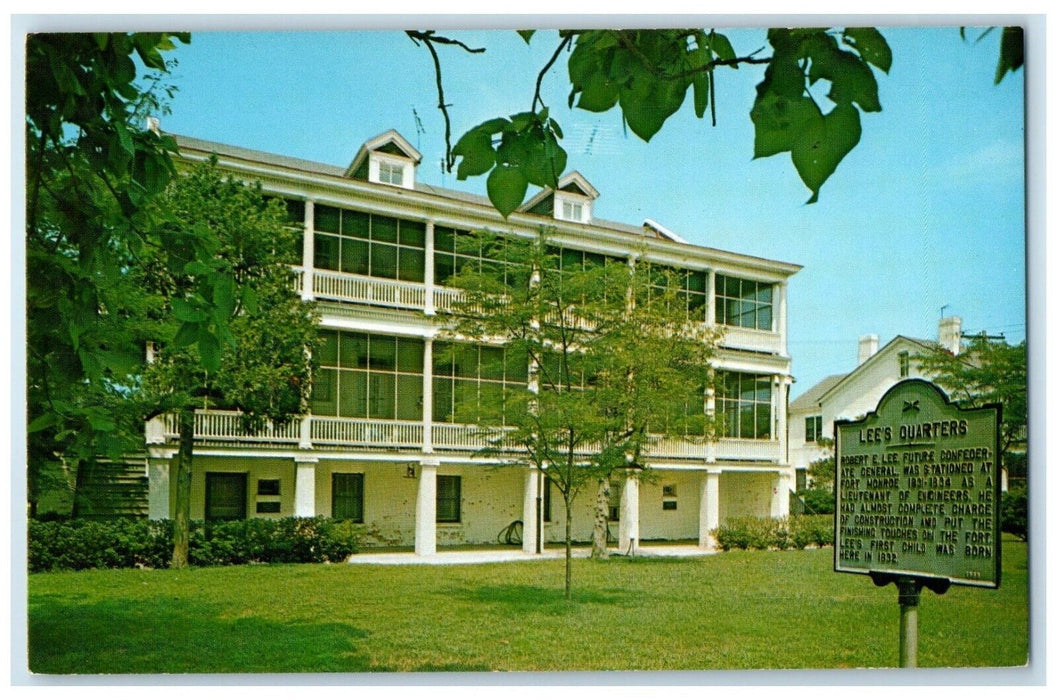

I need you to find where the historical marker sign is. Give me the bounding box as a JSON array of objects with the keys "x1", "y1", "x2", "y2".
[{"x1": 835, "y1": 379, "x2": 1002, "y2": 588}]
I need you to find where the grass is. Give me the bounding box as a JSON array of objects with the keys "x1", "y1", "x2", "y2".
[{"x1": 27, "y1": 539, "x2": 1029, "y2": 674}]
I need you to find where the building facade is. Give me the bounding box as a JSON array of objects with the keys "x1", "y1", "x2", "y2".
[{"x1": 145, "y1": 130, "x2": 801, "y2": 554}]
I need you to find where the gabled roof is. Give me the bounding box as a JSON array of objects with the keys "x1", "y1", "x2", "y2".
[
  {"x1": 789, "y1": 373, "x2": 848, "y2": 412},
  {"x1": 816, "y1": 335, "x2": 936, "y2": 405},
  {"x1": 345, "y1": 129, "x2": 422, "y2": 178},
  {"x1": 521, "y1": 171, "x2": 599, "y2": 212}
]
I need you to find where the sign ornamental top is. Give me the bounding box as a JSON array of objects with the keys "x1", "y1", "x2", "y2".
[{"x1": 834, "y1": 379, "x2": 1001, "y2": 588}]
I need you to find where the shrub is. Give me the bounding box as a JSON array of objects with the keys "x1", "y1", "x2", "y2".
[
  {"x1": 1001, "y1": 488, "x2": 1028, "y2": 541},
  {"x1": 799, "y1": 488, "x2": 835, "y2": 515},
  {"x1": 712, "y1": 515, "x2": 834, "y2": 551},
  {"x1": 28, "y1": 516, "x2": 363, "y2": 573}
]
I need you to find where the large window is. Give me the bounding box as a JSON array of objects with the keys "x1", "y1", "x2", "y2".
[
  {"x1": 716, "y1": 274, "x2": 774, "y2": 330},
  {"x1": 644, "y1": 264, "x2": 709, "y2": 317},
  {"x1": 311, "y1": 330, "x2": 424, "y2": 421},
  {"x1": 205, "y1": 472, "x2": 247, "y2": 521},
  {"x1": 805, "y1": 415, "x2": 823, "y2": 442},
  {"x1": 716, "y1": 372, "x2": 773, "y2": 440},
  {"x1": 437, "y1": 475, "x2": 461, "y2": 523},
  {"x1": 432, "y1": 342, "x2": 529, "y2": 424},
  {"x1": 332, "y1": 473, "x2": 364, "y2": 522},
  {"x1": 434, "y1": 227, "x2": 528, "y2": 289},
  {"x1": 314, "y1": 205, "x2": 425, "y2": 282}
]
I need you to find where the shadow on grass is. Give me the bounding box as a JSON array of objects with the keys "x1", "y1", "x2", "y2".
[
  {"x1": 28, "y1": 596, "x2": 376, "y2": 674},
  {"x1": 454, "y1": 583, "x2": 641, "y2": 614}
]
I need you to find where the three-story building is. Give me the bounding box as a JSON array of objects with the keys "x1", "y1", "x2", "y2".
[{"x1": 145, "y1": 129, "x2": 801, "y2": 555}]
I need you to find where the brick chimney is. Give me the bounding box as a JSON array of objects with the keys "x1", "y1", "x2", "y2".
[
  {"x1": 939, "y1": 316, "x2": 962, "y2": 355},
  {"x1": 858, "y1": 334, "x2": 879, "y2": 365}
]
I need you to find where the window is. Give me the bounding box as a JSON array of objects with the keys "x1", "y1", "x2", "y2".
[
  {"x1": 313, "y1": 206, "x2": 425, "y2": 283},
  {"x1": 377, "y1": 160, "x2": 405, "y2": 186},
  {"x1": 561, "y1": 200, "x2": 583, "y2": 222},
  {"x1": 805, "y1": 415, "x2": 823, "y2": 443},
  {"x1": 311, "y1": 330, "x2": 424, "y2": 420},
  {"x1": 898, "y1": 351, "x2": 910, "y2": 378},
  {"x1": 608, "y1": 482, "x2": 621, "y2": 522},
  {"x1": 256, "y1": 501, "x2": 281, "y2": 514},
  {"x1": 543, "y1": 475, "x2": 552, "y2": 522},
  {"x1": 205, "y1": 473, "x2": 247, "y2": 521},
  {"x1": 715, "y1": 274, "x2": 774, "y2": 330},
  {"x1": 432, "y1": 342, "x2": 528, "y2": 424},
  {"x1": 332, "y1": 473, "x2": 364, "y2": 522},
  {"x1": 716, "y1": 372, "x2": 773, "y2": 440},
  {"x1": 257, "y1": 479, "x2": 281, "y2": 496},
  {"x1": 437, "y1": 475, "x2": 461, "y2": 523},
  {"x1": 433, "y1": 227, "x2": 528, "y2": 290}
]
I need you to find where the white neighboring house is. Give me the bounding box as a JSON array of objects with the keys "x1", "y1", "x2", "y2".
[
  {"x1": 144, "y1": 129, "x2": 802, "y2": 555},
  {"x1": 788, "y1": 316, "x2": 964, "y2": 487}
]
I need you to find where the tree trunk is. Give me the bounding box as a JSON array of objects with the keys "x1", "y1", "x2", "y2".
[
  {"x1": 170, "y1": 408, "x2": 195, "y2": 568},
  {"x1": 563, "y1": 489, "x2": 573, "y2": 601},
  {"x1": 591, "y1": 476, "x2": 610, "y2": 559}
]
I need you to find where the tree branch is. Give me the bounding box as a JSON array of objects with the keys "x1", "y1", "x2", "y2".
[{"x1": 532, "y1": 34, "x2": 573, "y2": 113}]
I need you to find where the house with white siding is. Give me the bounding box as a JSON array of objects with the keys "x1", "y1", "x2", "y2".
[
  {"x1": 145, "y1": 129, "x2": 802, "y2": 555},
  {"x1": 788, "y1": 316, "x2": 964, "y2": 484}
]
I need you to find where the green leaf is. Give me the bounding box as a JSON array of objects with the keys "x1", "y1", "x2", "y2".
[
  {"x1": 995, "y1": 27, "x2": 1024, "y2": 84},
  {"x1": 843, "y1": 27, "x2": 893, "y2": 73},
  {"x1": 213, "y1": 273, "x2": 236, "y2": 320},
  {"x1": 517, "y1": 30, "x2": 536, "y2": 44},
  {"x1": 183, "y1": 260, "x2": 214, "y2": 275},
  {"x1": 172, "y1": 297, "x2": 209, "y2": 322},
  {"x1": 452, "y1": 128, "x2": 496, "y2": 180},
  {"x1": 198, "y1": 331, "x2": 222, "y2": 372},
  {"x1": 710, "y1": 32, "x2": 736, "y2": 62},
  {"x1": 487, "y1": 165, "x2": 529, "y2": 218},
  {"x1": 172, "y1": 321, "x2": 200, "y2": 348},
  {"x1": 791, "y1": 103, "x2": 861, "y2": 203},
  {"x1": 692, "y1": 71, "x2": 709, "y2": 119},
  {"x1": 27, "y1": 412, "x2": 60, "y2": 434},
  {"x1": 575, "y1": 69, "x2": 620, "y2": 112},
  {"x1": 750, "y1": 93, "x2": 820, "y2": 158}
]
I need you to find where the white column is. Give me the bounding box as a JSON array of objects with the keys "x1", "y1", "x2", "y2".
[
  {"x1": 415, "y1": 459, "x2": 438, "y2": 555},
  {"x1": 422, "y1": 337, "x2": 433, "y2": 453},
  {"x1": 294, "y1": 457, "x2": 317, "y2": 517},
  {"x1": 424, "y1": 220, "x2": 436, "y2": 315},
  {"x1": 772, "y1": 470, "x2": 793, "y2": 518},
  {"x1": 148, "y1": 458, "x2": 171, "y2": 520},
  {"x1": 775, "y1": 375, "x2": 790, "y2": 464},
  {"x1": 522, "y1": 466, "x2": 539, "y2": 554},
  {"x1": 302, "y1": 200, "x2": 315, "y2": 301},
  {"x1": 699, "y1": 469, "x2": 721, "y2": 549},
  {"x1": 618, "y1": 472, "x2": 640, "y2": 555},
  {"x1": 705, "y1": 385, "x2": 717, "y2": 463}
]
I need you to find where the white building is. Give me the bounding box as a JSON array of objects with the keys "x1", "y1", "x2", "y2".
[
  {"x1": 788, "y1": 316, "x2": 963, "y2": 483},
  {"x1": 145, "y1": 130, "x2": 801, "y2": 554}
]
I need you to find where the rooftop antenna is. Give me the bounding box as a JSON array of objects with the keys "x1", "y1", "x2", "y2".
[
  {"x1": 411, "y1": 107, "x2": 425, "y2": 151},
  {"x1": 939, "y1": 304, "x2": 949, "y2": 319}
]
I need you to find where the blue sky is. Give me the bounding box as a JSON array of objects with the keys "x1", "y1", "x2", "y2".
[{"x1": 155, "y1": 23, "x2": 1027, "y2": 399}]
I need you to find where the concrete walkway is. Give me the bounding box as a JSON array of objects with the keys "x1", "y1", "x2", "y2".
[{"x1": 347, "y1": 544, "x2": 717, "y2": 565}]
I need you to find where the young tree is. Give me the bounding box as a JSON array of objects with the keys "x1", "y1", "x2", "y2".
[
  {"x1": 407, "y1": 26, "x2": 1023, "y2": 215},
  {"x1": 134, "y1": 159, "x2": 318, "y2": 567},
  {"x1": 443, "y1": 231, "x2": 717, "y2": 595}
]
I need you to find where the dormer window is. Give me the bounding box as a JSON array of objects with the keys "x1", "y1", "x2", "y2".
[
  {"x1": 346, "y1": 130, "x2": 422, "y2": 190},
  {"x1": 377, "y1": 160, "x2": 405, "y2": 186},
  {"x1": 555, "y1": 193, "x2": 590, "y2": 223}
]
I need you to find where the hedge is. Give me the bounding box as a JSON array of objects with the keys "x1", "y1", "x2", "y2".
[
  {"x1": 712, "y1": 515, "x2": 834, "y2": 551},
  {"x1": 28, "y1": 517, "x2": 363, "y2": 573}
]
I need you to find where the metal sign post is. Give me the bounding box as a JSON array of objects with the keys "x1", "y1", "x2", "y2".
[{"x1": 836, "y1": 379, "x2": 1001, "y2": 667}]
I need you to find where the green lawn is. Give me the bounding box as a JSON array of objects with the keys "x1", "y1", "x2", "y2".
[{"x1": 27, "y1": 540, "x2": 1030, "y2": 674}]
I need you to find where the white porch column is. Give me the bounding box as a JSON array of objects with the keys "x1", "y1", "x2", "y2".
[
  {"x1": 147, "y1": 458, "x2": 171, "y2": 520},
  {"x1": 415, "y1": 459, "x2": 438, "y2": 555},
  {"x1": 618, "y1": 472, "x2": 640, "y2": 555},
  {"x1": 777, "y1": 281, "x2": 788, "y2": 355},
  {"x1": 424, "y1": 220, "x2": 436, "y2": 316},
  {"x1": 699, "y1": 469, "x2": 721, "y2": 549},
  {"x1": 301, "y1": 200, "x2": 315, "y2": 301},
  {"x1": 522, "y1": 466, "x2": 540, "y2": 554},
  {"x1": 294, "y1": 457, "x2": 318, "y2": 517},
  {"x1": 772, "y1": 470, "x2": 793, "y2": 518}
]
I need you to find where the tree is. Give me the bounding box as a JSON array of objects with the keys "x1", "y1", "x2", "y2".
[
  {"x1": 916, "y1": 337, "x2": 1027, "y2": 464},
  {"x1": 407, "y1": 26, "x2": 1023, "y2": 215},
  {"x1": 443, "y1": 230, "x2": 717, "y2": 597},
  {"x1": 133, "y1": 159, "x2": 318, "y2": 567},
  {"x1": 25, "y1": 32, "x2": 192, "y2": 515}
]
